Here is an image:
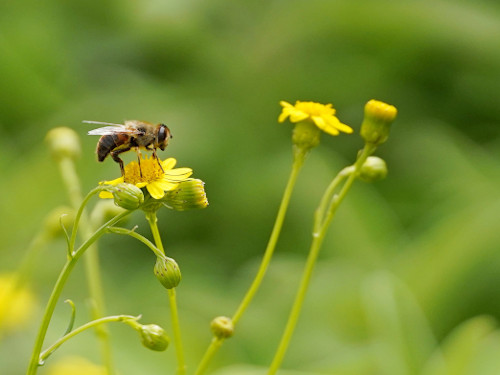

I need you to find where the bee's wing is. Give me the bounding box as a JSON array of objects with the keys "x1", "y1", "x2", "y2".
[{"x1": 86, "y1": 125, "x2": 143, "y2": 136}]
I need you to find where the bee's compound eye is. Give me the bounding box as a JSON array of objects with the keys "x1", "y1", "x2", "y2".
[
  {"x1": 158, "y1": 124, "x2": 170, "y2": 150},
  {"x1": 158, "y1": 125, "x2": 167, "y2": 143}
]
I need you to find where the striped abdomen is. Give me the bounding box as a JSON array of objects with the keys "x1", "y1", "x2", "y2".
[{"x1": 96, "y1": 134, "x2": 130, "y2": 161}]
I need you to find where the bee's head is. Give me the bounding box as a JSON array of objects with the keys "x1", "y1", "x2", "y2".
[{"x1": 157, "y1": 124, "x2": 172, "y2": 151}]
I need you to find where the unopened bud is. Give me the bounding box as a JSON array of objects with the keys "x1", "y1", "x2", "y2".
[
  {"x1": 210, "y1": 316, "x2": 234, "y2": 339},
  {"x1": 46, "y1": 127, "x2": 81, "y2": 160},
  {"x1": 358, "y1": 156, "x2": 388, "y2": 182},
  {"x1": 360, "y1": 100, "x2": 397, "y2": 146},
  {"x1": 154, "y1": 257, "x2": 181, "y2": 289},
  {"x1": 292, "y1": 121, "x2": 321, "y2": 154},
  {"x1": 162, "y1": 179, "x2": 208, "y2": 211},
  {"x1": 103, "y1": 183, "x2": 144, "y2": 210},
  {"x1": 138, "y1": 324, "x2": 169, "y2": 351}
]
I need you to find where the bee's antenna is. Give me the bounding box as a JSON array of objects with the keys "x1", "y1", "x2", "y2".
[{"x1": 83, "y1": 120, "x2": 124, "y2": 126}]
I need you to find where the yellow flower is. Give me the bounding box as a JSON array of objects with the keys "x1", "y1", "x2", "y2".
[
  {"x1": 100, "y1": 157, "x2": 192, "y2": 200},
  {"x1": 47, "y1": 356, "x2": 106, "y2": 375},
  {"x1": 0, "y1": 274, "x2": 36, "y2": 333},
  {"x1": 278, "y1": 100, "x2": 353, "y2": 136}
]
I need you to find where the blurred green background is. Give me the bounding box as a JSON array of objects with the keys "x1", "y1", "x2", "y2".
[{"x1": 2, "y1": 0, "x2": 500, "y2": 374}]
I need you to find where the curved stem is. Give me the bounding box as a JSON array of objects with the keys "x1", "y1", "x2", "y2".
[
  {"x1": 232, "y1": 153, "x2": 304, "y2": 324},
  {"x1": 145, "y1": 211, "x2": 186, "y2": 375},
  {"x1": 26, "y1": 211, "x2": 130, "y2": 375},
  {"x1": 57, "y1": 157, "x2": 113, "y2": 372},
  {"x1": 40, "y1": 315, "x2": 139, "y2": 362},
  {"x1": 68, "y1": 186, "x2": 102, "y2": 256},
  {"x1": 267, "y1": 144, "x2": 376, "y2": 374},
  {"x1": 107, "y1": 227, "x2": 165, "y2": 259},
  {"x1": 194, "y1": 151, "x2": 306, "y2": 375},
  {"x1": 313, "y1": 166, "x2": 353, "y2": 234}
]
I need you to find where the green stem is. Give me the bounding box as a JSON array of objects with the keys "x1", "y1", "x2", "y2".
[
  {"x1": 194, "y1": 150, "x2": 306, "y2": 375},
  {"x1": 145, "y1": 211, "x2": 186, "y2": 375},
  {"x1": 232, "y1": 153, "x2": 304, "y2": 324},
  {"x1": 195, "y1": 338, "x2": 224, "y2": 375},
  {"x1": 313, "y1": 166, "x2": 352, "y2": 234},
  {"x1": 107, "y1": 227, "x2": 165, "y2": 259},
  {"x1": 68, "y1": 186, "x2": 102, "y2": 255},
  {"x1": 26, "y1": 211, "x2": 130, "y2": 375},
  {"x1": 168, "y1": 288, "x2": 186, "y2": 375},
  {"x1": 57, "y1": 157, "x2": 113, "y2": 372},
  {"x1": 267, "y1": 144, "x2": 375, "y2": 374},
  {"x1": 40, "y1": 315, "x2": 139, "y2": 362}
]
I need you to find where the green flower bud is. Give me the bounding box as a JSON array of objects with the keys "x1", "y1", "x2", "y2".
[
  {"x1": 210, "y1": 316, "x2": 234, "y2": 339},
  {"x1": 154, "y1": 256, "x2": 181, "y2": 289},
  {"x1": 358, "y1": 156, "x2": 388, "y2": 182},
  {"x1": 292, "y1": 121, "x2": 321, "y2": 155},
  {"x1": 43, "y1": 206, "x2": 74, "y2": 240},
  {"x1": 90, "y1": 200, "x2": 127, "y2": 227},
  {"x1": 162, "y1": 179, "x2": 208, "y2": 211},
  {"x1": 104, "y1": 183, "x2": 144, "y2": 210},
  {"x1": 138, "y1": 324, "x2": 170, "y2": 351},
  {"x1": 46, "y1": 127, "x2": 81, "y2": 160},
  {"x1": 360, "y1": 100, "x2": 397, "y2": 146}
]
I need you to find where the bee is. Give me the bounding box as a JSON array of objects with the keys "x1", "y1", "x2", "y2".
[{"x1": 85, "y1": 120, "x2": 172, "y2": 176}]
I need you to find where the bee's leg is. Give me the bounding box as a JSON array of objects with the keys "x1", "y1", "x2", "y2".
[
  {"x1": 135, "y1": 147, "x2": 143, "y2": 177},
  {"x1": 111, "y1": 147, "x2": 131, "y2": 176},
  {"x1": 152, "y1": 148, "x2": 164, "y2": 173}
]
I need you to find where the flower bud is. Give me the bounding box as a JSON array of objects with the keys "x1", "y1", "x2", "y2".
[
  {"x1": 210, "y1": 316, "x2": 234, "y2": 339},
  {"x1": 138, "y1": 324, "x2": 170, "y2": 351},
  {"x1": 292, "y1": 121, "x2": 321, "y2": 154},
  {"x1": 154, "y1": 256, "x2": 181, "y2": 289},
  {"x1": 360, "y1": 100, "x2": 397, "y2": 146},
  {"x1": 358, "y1": 156, "x2": 388, "y2": 182},
  {"x1": 103, "y1": 183, "x2": 144, "y2": 210},
  {"x1": 162, "y1": 179, "x2": 208, "y2": 211},
  {"x1": 46, "y1": 127, "x2": 81, "y2": 160}
]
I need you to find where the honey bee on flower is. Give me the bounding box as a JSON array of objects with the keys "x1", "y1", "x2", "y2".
[{"x1": 85, "y1": 120, "x2": 172, "y2": 176}]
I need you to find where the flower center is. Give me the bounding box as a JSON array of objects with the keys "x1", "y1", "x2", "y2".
[{"x1": 123, "y1": 156, "x2": 164, "y2": 185}]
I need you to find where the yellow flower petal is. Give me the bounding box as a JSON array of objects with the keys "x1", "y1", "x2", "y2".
[
  {"x1": 100, "y1": 177, "x2": 124, "y2": 186},
  {"x1": 278, "y1": 100, "x2": 351, "y2": 136},
  {"x1": 165, "y1": 168, "x2": 193, "y2": 181},
  {"x1": 278, "y1": 112, "x2": 289, "y2": 123},
  {"x1": 147, "y1": 182, "x2": 167, "y2": 199},
  {"x1": 155, "y1": 179, "x2": 180, "y2": 192},
  {"x1": 333, "y1": 121, "x2": 354, "y2": 134},
  {"x1": 99, "y1": 191, "x2": 114, "y2": 199},
  {"x1": 98, "y1": 156, "x2": 195, "y2": 202},
  {"x1": 280, "y1": 101, "x2": 293, "y2": 108},
  {"x1": 322, "y1": 124, "x2": 341, "y2": 136},
  {"x1": 162, "y1": 158, "x2": 177, "y2": 170},
  {"x1": 311, "y1": 116, "x2": 337, "y2": 135},
  {"x1": 288, "y1": 109, "x2": 309, "y2": 123}
]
